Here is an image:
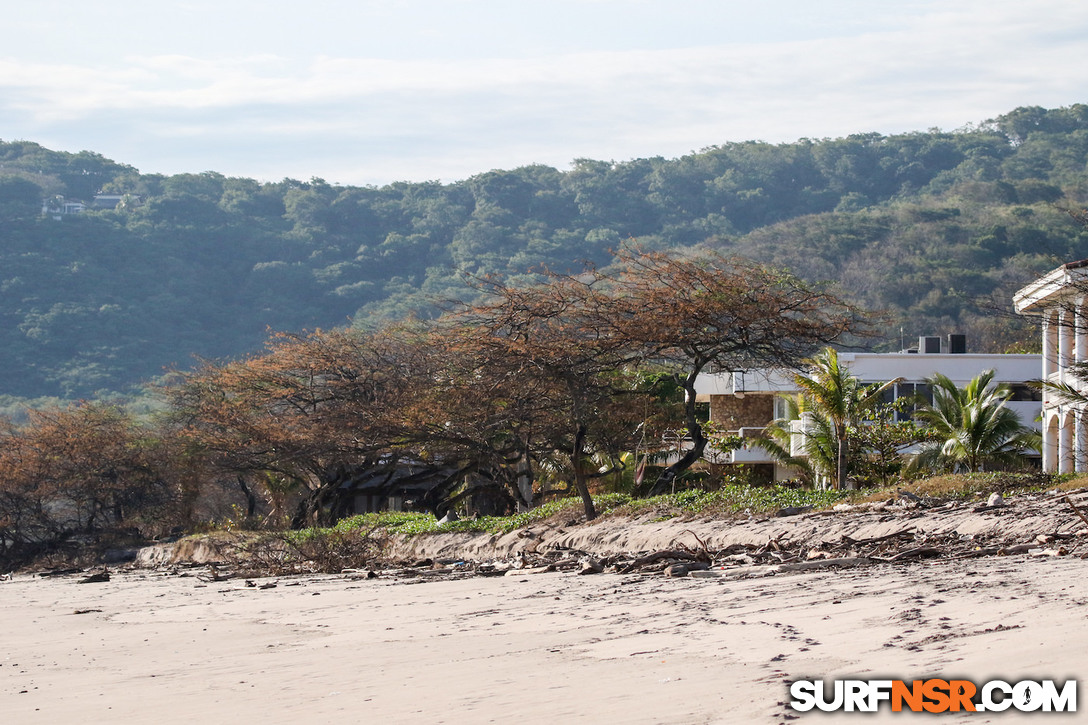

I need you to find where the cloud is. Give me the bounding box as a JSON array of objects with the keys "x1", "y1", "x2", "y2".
[{"x1": 2, "y1": 0, "x2": 1088, "y2": 184}]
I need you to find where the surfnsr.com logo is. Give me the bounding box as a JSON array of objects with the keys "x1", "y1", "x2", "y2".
[{"x1": 789, "y1": 679, "x2": 1077, "y2": 713}]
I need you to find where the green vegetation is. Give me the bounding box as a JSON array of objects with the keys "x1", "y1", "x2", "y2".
[
  {"x1": 2, "y1": 104, "x2": 1088, "y2": 399},
  {"x1": 325, "y1": 493, "x2": 637, "y2": 537},
  {"x1": 251, "y1": 471, "x2": 1078, "y2": 548},
  {"x1": 866, "y1": 471, "x2": 1077, "y2": 501},
  {"x1": 297, "y1": 487, "x2": 847, "y2": 539}
]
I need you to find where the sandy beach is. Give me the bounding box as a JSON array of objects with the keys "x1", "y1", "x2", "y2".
[{"x1": 1, "y1": 552, "x2": 1085, "y2": 724}]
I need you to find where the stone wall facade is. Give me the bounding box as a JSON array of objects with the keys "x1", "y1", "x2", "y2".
[{"x1": 708, "y1": 393, "x2": 774, "y2": 431}]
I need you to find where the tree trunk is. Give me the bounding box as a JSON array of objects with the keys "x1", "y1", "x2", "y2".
[
  {"x1": 649, "y1": 370, "x2": 707, "y2": 496},
  {"x1": 515, "y1": 445, "x2": 534, "y2": 512},
  {"x1": 572, "y1": 425, "x2": 597, "y2": 521},
  {"x1": 836, "y1": 433, "x2": 848, "y2": 491},
  {"x1": 290, "y1": 477, "x2": 344, "y2": 529},
  {"x1": 237, "y1": 476, "x2": 258, "y2": 518}
]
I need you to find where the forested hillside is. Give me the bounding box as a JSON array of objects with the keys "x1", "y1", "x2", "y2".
[{"x1": 2, "y1": 104, "x2": 1088, "y2": 400}]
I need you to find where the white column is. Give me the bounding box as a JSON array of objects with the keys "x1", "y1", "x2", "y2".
[
  {"x1": 1060, "y1": 412, "x2": 1075, "y2": 474},
  {"x1": 1077, "y1": 300, "x2": 1088, "y2": 364},
  {"x1": 1059, "y1": 308, "x2": 1073, "y2": 381},
  {"x1": 1077, "y1": 409, "x2": 1088, "y2": 474},
  {"x1": 1043, "y1": 416, "x2": 1057, "y2": 473},
  {"x1": 1043, "y1": 312, "x2": 1058, "y2": 378}
]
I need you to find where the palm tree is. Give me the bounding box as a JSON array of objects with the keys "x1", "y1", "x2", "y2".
[
  {"x1": 911, "y1": 370, "x2": 1040, "y2": 473},
  {"x1": 792, "y1": 348, "x2": 898, "y2": 490}
]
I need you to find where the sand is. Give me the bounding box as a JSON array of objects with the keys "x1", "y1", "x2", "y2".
[{"x1": 2, "y1": 553, "x2": 1085, "y2": 724}]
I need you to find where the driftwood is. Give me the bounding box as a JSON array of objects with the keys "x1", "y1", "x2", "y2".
[
  {"x1": 618, "y1": 549, "x2": 707, "y2": 574},
  {"x1": 664, "y1": 562, "x2": 711, "y2": 577},
  {"x1": 774, "y1": 505, "x2": 813, "y2": 518},
  {"x1": 504, "y1": 555, "x2": 584, "y2": 576},
  {"x1": 997, "y1": 543, "x2": 1041, "y2": 556},
  {"x1": 578, "y1": 558, "x2": 605, "y2": 575},
  {"x1": 882, "y1": 546, "x2": 942, "y2": 563},
  {"x1": 840, "y1": 528, "x2": 914, "y2": 547},
  {"x1": 951, "y1": 546, "x2": 1001, "y2": 559},
  {"x1": 78, "y1": 571, "x2": 110, "y2": 584},
  {"x1": 756, "y1": 536, "x2": 793, "y2": 554},
  {"x1": 774, "y1": 556, "x2": 871, "y2": 572},
  {"x1": 689, "y1": 557, "x2": 871, "y2": 579},
  {"x1": 1063, "y1": 495, "x2": 1088, "y2": 530},
  {"x1": 677, "y1": 529, "x2": 712, "y2": 556},
  {"x1": 197, "y1": 564, "x2": 234, "y2": 582}
]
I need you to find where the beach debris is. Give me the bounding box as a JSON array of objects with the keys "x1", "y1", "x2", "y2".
[
  {"x1": 664, "y1": 562, "x2": 710, "y2": 577},
  {"x1": 578, "y1": 557, "x2": 604, "y2": 575},
  {"x1": 998, "y1": 543, "x2": 1041, "y2": 556},
  {"x1": 78, "y1": 570, "x2": 110, "y2": 584},
  {"x1": 197, "y1": 564, "x2": 234, "y2": 582},
  {"x1": 972, "y1": 492, "x2": 1008, "y2": 513},
  {"x1": 120, "y1": 482, "x2": 1088, "y2": 584},
  {"x1": 897, "y1": 488, "x2": 923, "y2": 503},
  {"x1": 839, "y1": 528, "x2": 915, "y2": 547},
  {"x1": 1063, "y1": 495, "x2": 1088, "y2": 530},
  {"x1": 689, "y1": 557, "x2": 871, "y2": 579},
  {"x1": 618, "y1": 549, "x2": 709, "y2": 574},
  {"x1": 243, "y1": 579, "x2": 278, "y2": 589},
  {"x1": 883, "y1": 546, "x2": 941, "y2": 563}
]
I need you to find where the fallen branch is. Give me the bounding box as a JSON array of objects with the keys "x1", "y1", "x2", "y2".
[
  {"x1": 689, "y1": 556, "x2": 871, "y2": 579},
  {"x1": 1063, "y1": 495, "x2": 1088, "y2": 530},
  {"x1": 78, "y1": 571, "x2": 110, "y2": 584},
  {"x1": 883, "y1": 546, "x2": 942, "y2": 563},
  {"x1": 997, "y1": 543, "x2": 1041, "y2": 556},
  {"x1": 774, "y1": 557, "x2": 872, "y2": 572},
  {"x1": 840, "y1": 528, "x2": 915, "y2": 547},
  {"x1": 678, "y1": 530, "x2": 712, "y2": 558},
  {"x1": 619, "y1": 549, "x2": 705, "y2": 574},
  {"x1": 664, "y1": 561, "x2": 711, "y2": 577}
]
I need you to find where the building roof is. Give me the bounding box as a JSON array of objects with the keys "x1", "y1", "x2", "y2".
[
  {"x1": 695, "y1": 351, "x2": 1041, "y2": 401},
  {"x1": 1014, "y1": 260, "x2": 1088, "y2": 314}
]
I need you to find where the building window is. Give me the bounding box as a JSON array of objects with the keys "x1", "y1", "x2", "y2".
[{"x1": 1007, "y1": 383, "x2": 1043, "y2": 402}]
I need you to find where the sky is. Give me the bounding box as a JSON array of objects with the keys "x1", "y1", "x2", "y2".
[{"x1": 3, "y1": 0, "x2": 1088, "y2": 187}]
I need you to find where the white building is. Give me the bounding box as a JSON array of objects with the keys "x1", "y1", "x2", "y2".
[
  {"x1": 694, "y1": 337, "x2": 1042, "y2": 481},
  {"x1": 1013, "y1": 259, "x2": 1088, "y2": 473}
]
